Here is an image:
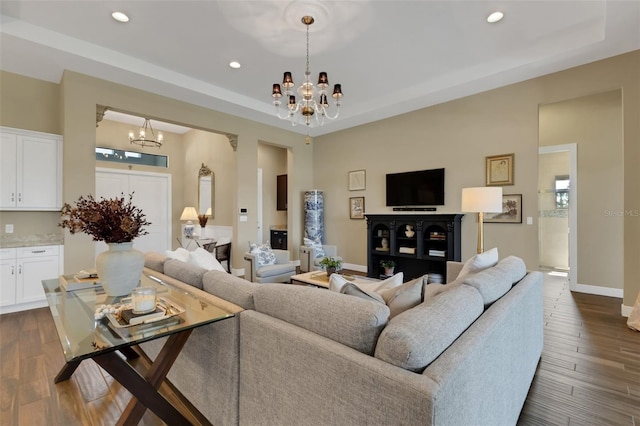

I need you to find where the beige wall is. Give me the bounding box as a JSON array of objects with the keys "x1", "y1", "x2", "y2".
[
  {"x1": 315, "y1": 51, "x2": 639, "y2": 307},
  {"x1": 540, "y1": 90, "x2": 623, "y2": 289},
  {"x1": 0, "y1": 72, "x2": 62, "y2": 238},
  {"x1": 258, "y1": 143, "x2": 288, "y2": 243}
]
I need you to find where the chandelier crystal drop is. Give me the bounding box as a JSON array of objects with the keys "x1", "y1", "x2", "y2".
[
  {"x1": 271, "y1": 15, "x2": 343, "y2": 127},
  {"x1": 129, "y1": 118, "x2": 163, "y2": 148}
]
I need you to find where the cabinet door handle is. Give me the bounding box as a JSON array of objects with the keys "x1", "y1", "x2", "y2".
[
  {"x1": 11, "y1": 192, "x2": 14, "y2": 202},
  {"x1": 18, "y1": 193, "x2": 22, "y2": 202},
  {"x1": 18, "y1": 265, "x2": 22, "y2": 274},
  {"x1": 11, "y1": 265, "x2": 14, "y2": 275},
  {"x1": 31, "y1": 250, "x2": 46, "y2": 254}
]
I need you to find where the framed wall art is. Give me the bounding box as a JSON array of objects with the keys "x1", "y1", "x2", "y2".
[
  {"x1": 486, "y1": 153, "x2": 514, "y2": 186},
  {"x1": 348, "y1": 170, "x2": 366, "y2": 191},
  {"x1": 349, "y1": 197, "x2": 365, "y2": 219},
  {"x1": 484, "y1": 194, "x2": 522, "y2": 223}
]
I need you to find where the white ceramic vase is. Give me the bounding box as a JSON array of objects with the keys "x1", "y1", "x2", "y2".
[{"x1": 96, "y1": 242, "x2": 144, "y2": 296}]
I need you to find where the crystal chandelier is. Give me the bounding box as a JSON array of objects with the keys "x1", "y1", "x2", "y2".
[
  {"x1": 271, "y1": 16, "x2": 343, "y2": 127},
  {"x1": 129, "y1": 118, "x2": 163, "y2": 148}
]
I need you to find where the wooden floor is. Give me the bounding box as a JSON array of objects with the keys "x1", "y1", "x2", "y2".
[{"x1": 0, "y1": 272, "x2": 638, "y2": 425}]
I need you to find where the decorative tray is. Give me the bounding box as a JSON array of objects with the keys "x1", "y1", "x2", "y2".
[
  {"x1": 106, "y1": 297, "x2": 185, "y2": 328},
  {"x1": 309, "y1": 272, "x2": 356, "y2": 282}
]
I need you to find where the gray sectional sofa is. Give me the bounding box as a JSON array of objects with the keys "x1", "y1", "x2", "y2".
[{"x1": 141, "y1": 253, "x2": 543, "y2": 426}]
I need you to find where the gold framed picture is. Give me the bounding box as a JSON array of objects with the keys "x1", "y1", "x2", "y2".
[
  {"x1": 486, "y1": 153, "x2": 514, "y2": 186},
  {"x1": 349, "y1": 197, "x2": 365, "y2": 219}
]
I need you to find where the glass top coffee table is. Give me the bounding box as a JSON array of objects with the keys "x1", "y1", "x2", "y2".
[{"x1": 42, "y1": 273, "x2": 234, "y2": 425}]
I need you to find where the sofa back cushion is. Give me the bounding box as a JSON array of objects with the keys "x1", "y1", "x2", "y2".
[
  {"x1": 164, "y1": 258, "x2": 207, "y2": 290},
  {"x1": 462, "y1": 256, "x2": 526, "y2": 307},
  {"x1": 253, "y1": 284, "x2": 390, "y2": 355},
  {"x1": 374, "y1": 284, "x2": 483, "y2": 372},
  {"x1": 144, "y1": 252, "x2": 167, "y2": 274},
  {"x1": 202, "y1": 270, "x2": 261, "y2": 310}
]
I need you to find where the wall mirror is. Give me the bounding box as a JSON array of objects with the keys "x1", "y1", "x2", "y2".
[{"x1": 199, "y1": 163, "x2": 214, "y2": 218}]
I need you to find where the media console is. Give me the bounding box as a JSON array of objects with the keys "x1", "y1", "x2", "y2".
[{"x1": 365, "y1": 213, "x2": 464, "y2": 282}]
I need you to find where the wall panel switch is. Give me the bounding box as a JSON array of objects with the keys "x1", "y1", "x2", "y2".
[
  {"x1": 526, "y1": 217, "x2": 533, "y2": 225},
  {"x1": 5, "y1": 224, "x2": 14, "y2": 233}
]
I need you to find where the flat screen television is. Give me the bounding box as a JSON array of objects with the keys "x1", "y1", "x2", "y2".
[{"x1": 386, "y1": 168, "x2": 445, "y2": 206}]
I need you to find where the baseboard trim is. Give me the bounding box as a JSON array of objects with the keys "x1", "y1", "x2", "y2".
[
  {"x1": 343, "y1": 263, "x2": 367, "y2": 273},
  {"x1": 573, "y1": 283, "x2": 623, "y2": 298},
  {"x1": 621, "y1": 304, "x2": 633, "y2": 318}
]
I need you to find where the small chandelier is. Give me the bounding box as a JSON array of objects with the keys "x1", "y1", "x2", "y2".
[
  {"x1": 271, "y1": 15, "x2": 343, "y2": 127},
  {"x1": 129, "y1": 118, "x2": 163, "y2": 148}
]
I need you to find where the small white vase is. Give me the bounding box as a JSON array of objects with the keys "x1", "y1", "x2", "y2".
[{"x1": 96, "y1": 242, "x2": 144, "y2": 296}]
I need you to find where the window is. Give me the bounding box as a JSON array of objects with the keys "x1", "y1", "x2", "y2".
[
  {"x1": 555, "y1": 175, "x2": 569, "y2": 209},
  {"x1": 95, "y1": 147, "x2": 168, "y2": 168}
]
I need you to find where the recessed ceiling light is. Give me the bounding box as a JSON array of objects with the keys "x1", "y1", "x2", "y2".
[
  {"x1": 229, "y1": 61, "x2": 241, "y2": 69},
  {"x1": 112, "y1": 12, "x2": 129, "y2": 23},
  {"x1": 487, "y1": 11, "x2": 504, "y2": 23}
]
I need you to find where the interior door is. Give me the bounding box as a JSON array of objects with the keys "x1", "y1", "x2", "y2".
[{"x1": 96, "y1": 169, "x2": 171, "y2": 257}]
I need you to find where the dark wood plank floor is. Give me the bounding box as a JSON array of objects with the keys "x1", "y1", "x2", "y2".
[{"x1": 1, "y1": 272, "x2": 638, "y2": 425}]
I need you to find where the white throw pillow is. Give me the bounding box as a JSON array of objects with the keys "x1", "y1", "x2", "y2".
[
  {"x1": 303, "y1": 237, "x2": 325, "y2": 258},
  {"x1": 189, "y1": 248, "x2": 226, "y2": 272},
  {"x1": 165, "y1": 247, "x2": 190, "y2": 263},
  {"x1": 458, "y1": 247, "x2": 499, "y2": 280},
  {"x1": 372, "y1": 273, "x2": 404, "y2": 293},
  {"x1": 380, "y1": 276, "x2": 425, "y2": 318}
]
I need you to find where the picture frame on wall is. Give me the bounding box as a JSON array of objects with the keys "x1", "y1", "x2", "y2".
[
  {"x1": 486, "y1": 153, "x2": 514, "y2": 186},
  {"x1": 348, "y1": 170, "x2": 366, "y2": 191},
  {"x1": 484, "y1": 194, "x2": 522, "y2": 223},
  {"x1": 349, "y1": 197, "x2": 365, "y2": 220}
]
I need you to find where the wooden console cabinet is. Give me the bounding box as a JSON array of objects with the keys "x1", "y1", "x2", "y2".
[{"x1": 366, "y1": 213, "x2": 463, "y2": 282}]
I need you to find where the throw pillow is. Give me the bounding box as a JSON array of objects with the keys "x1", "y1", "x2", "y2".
[
  {"x1": 457, "y1": 247, "x2": 499, "y2": 279},
  {"x1": 303, "y1": 237, "x2": 325, "y2": 258},
  {"x1": 189, "y1": 247, "x2": 226, "y2": 272},
  {"x1": 250, "y1": 242, "x2": 277, "y2": 267},
  {"x1": 340, "y1": 283, "x2": 385, "y2": 304},
  {"x1": 165, "y1": 247, "x2": 190, "y2": 263},
  {"x1": 328, "y1": 273, "x2": 403, "y2": 294},
  {"x1": 380, "y1": 276, "x2": 425, "y2": 318}
]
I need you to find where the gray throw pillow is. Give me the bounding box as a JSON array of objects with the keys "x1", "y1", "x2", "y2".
[{"x1": 340, "y1": 282, "x2": 385, "y2": 304}]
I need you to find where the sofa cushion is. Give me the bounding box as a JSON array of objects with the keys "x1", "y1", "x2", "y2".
[
  {"x1": 255, "y1": 262, "x2": 296, "y2": 278},
  {"x1": 374, "y1": 284, "x2": 484, "y2": 372},
  {"x1": 461, "y1": 256, "x2": 525, "y2": 307},
  {"x1": 203, "y1": 270, "x2": 260, "y2": 310},
  {"x1": 253, "y1": 284, "x2": 390, "y2": 355},
  {"x1": 458, "y1": 247, "x2": 498, "y2": 280},
  {"x1": 164, "y1": 258, "x2": 207, "y2": 290},
  {"x1": 190, "y1": 247, "x2": 226, "y2": 272},
  {"x1": 304, "y1": 237, "x2": 325, "y2": 258},
  {"x1": 165, "y1": 247, "x2": 190, "y2": 263},
  {"x1": 144, "y1": 252, "x2": 166, "y2": 273},
  {"x1": 495, "y1": 256, "x2": 527, "y2": 285}
]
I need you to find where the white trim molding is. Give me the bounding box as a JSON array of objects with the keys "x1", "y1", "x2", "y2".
[
  {"x1": 621, "y1": 304, "x2": 633, "y2": 318},
  {"x1": 344, "y1": 263, "x2": 367, "y2": 273},
  {"x1": 573, "y1": 283, "x2": 623, "y2": 298}
]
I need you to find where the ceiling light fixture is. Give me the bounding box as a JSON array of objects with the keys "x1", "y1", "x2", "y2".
[
  {"x1": 229, "y1": 61, "x2": 241, "y2": 69},
  {"x1": 271, "y1": 15, "x2": 343, "y2": 127},
  {"x1": 111, "y1": 12, "x2": 129, "y2": 23},
  {"x1": 487, "y1": 11, "x2": 504, "y2": 23},
  {"x1": 129, "y1": 118, "x2": 163, "y2": 148}
]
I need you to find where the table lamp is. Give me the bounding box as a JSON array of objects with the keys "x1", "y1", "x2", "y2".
[
  {"x1": 180, "y1": 206, "x2": 198, "y2": 238},
  {"x1": 461, "y1": 187, "x2": 503, "y2": 254}
]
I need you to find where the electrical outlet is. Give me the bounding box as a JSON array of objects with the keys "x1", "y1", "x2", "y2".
[{"x1": 5, "y1": 224, "x2": 14, "y2": 233}]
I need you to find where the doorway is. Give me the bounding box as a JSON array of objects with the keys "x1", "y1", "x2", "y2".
[{"x1": 538, "y1": 144, "x2": 577, "y2": 290}]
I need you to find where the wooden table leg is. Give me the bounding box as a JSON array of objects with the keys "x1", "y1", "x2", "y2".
[
  {"x1": 93, "y1": 329, "x2": 194, "y2": 426},
  {"x1": 54, "y1": 360, "x2": 81, "y2": 383}
]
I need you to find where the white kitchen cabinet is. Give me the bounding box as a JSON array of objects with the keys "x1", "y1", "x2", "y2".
[
  {"x1": 0, "y1": 127, "x2": 63, "y2": 210},
  {"x1": 0, "y1": 245, "x2": 64, "y2": 314}
]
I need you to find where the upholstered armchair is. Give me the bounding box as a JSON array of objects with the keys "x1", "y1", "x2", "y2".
[
  {"x1": 299, "y1": 244, "x2": 340, "y2": 273},
  {"x1": 244, "y1": 249, "x2": 296, "y2": 283}
]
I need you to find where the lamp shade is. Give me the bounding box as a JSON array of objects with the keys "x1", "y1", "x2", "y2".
[
  {"x1": 461, "y1": 187, "x2": 503, "y2": 213},
  {"x1": 180, "y1": 206, "x2": 198, "y2": 221}
]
